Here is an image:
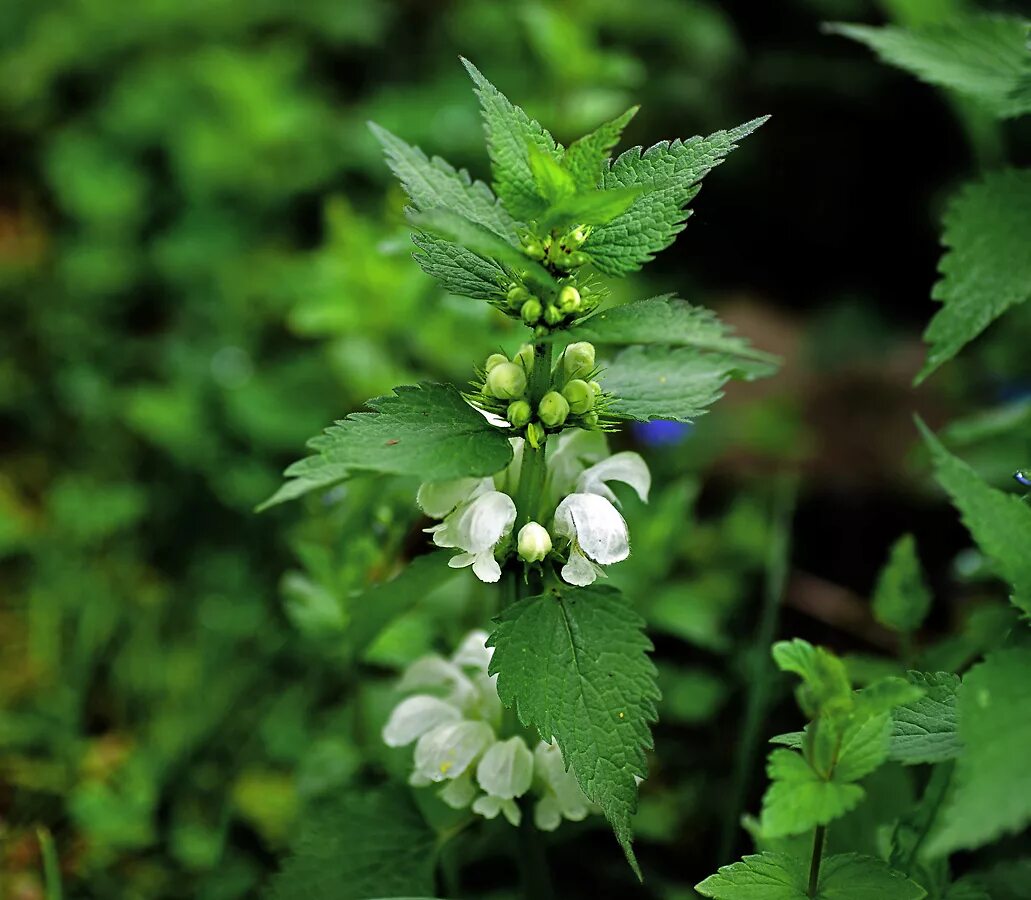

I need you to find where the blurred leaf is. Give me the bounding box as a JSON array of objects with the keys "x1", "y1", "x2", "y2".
[{"x1": 872, "y1": 534, "x2": 932, "y2": 634}]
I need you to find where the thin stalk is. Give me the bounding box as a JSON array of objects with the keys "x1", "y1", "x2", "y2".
[
  {"x1": 513, "y1": 341, "x2": 554, "y2": 532},
  {"x1": 902, "y1": 762, "x2": 954, "y2": 876},
  {"x1": 37, "y1": 827, "x2": 63, "y2": 900},
  {"x1": 807, "y1": 825, "x2": 826, "y2": 898},
  {"x1": 718, "y1": 477, "x2": 797, "y2": 862}
]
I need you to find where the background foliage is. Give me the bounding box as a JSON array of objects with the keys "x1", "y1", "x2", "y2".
[{"x1": 1, "y1": 0, "x2": 1029, "y2": 898}]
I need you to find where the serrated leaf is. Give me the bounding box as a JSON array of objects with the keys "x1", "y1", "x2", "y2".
[
  {"x1": 918, "y1": 169, "x2": 1031, "y2": 381},
  {"x1": 266, "y1": 787, "x2": 436, "y2": 900},
  {"x1": 697, "y1": 852, "x2": 926, "y2": 900},
  {"x1": 603, "y1": 345, "x2": 753, "y2": 424},
  {"x1": 527, "y1": 142, "x2": 575, "y2": 204},
  {"x1": 773, "y1": 639, "x2": 853, "y2": 719},
  {"x1": 260, "y1": 383, "x2": 514, "y2": 509},
  {"x1": 835, "y1": 713, "x2": 891, "y2": 783},
  {"x1": 583, "y1": 116, "x2": 768, "y2": 275},
  {"x1": 873, "y1": 534, "x2": 932, "y2": 634},
  {"x1": 827, "y1": 16, "x2": 1031, "y2": 119},
  {"x1": 461, "y1": 58, "x2": 562, "y2": 221},
  {"x1": 410, "y1": 232, "x2": 508, "y2": 301},
  {"x1": 562, "y1": 294, "x2": 779, "y2": 368},
  {"x1": 927, "y1": 648, "x2": 1031, "y2": 855},
  {"x1": 486, "y1": 585, "x2": 659, "y2": 878},
  {"x1": 919, "y1": 420, "x2": 1031, "y2": 613},
  {"x1": 889, "y1": 672, "x2": 961, "y2": 765},
  {"x1": 563, "y1": 106, "x2": 640, "y2": 192},
  {"x1": 369, "y1": 122, "x2": 515, "y2": 238},
  {"x1": 760, "y1": 749, "x2": 865, "y2": 838},
  {"x1": 406, "y1": 207, "x2": 556, "y2": 290},
  {"x1": 539, "y1": 186, "x2": 644, "y2": 230}
]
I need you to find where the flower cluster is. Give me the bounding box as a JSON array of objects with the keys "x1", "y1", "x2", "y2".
[
  {"x1": 419, "y1": 427, "x2": 650, "y2": 586},
  {"x1": 383, "y1": 631, "x2": 597, "y2": 830}
]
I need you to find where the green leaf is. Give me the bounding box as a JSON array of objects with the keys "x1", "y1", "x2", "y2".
[
  {"x1": 410, "y1": 232, "x2": 508, "y2": 301},
  {"x1": 583, "y1": 116, "x2": 769, "y2": 276},
  {"x1": 773, "y1": 639, "x2": 853, "y2": 719},
  {"x1": 267, "y1": 787, "x2": 436, "y2": 900},
  {"x1": 889, "y1": 671, "x2": 961, "y2": 765},
  {"x1": 827, "y1": 16, "x2": 1031, "y2": 119},
  {"x1": 561, "y1": 294, "x2": 779, "y2": 368},
  {"x1": 486, "y1": 584, "x2": 659, "y2": 878},
  {"x1": 563, "y1": 106, "x2": 640, "y2": 192},
  {"x1": 873, "y1": 534, "x2": 932, "y2": 634},
  {"x1": 919, "y1": 420, "x2": 1031, "y2": 613},
  {"x1": 260, "y1": 383, "x2": 514, "y2": 509},
  {"x1": 927, "y1": 648, "x2": 1031, "y2": 855},
  {"x1": 406, "y1": 207, "x2": 557, "y2": 290},
  {"x1": 918, "y1": 169, "x2": 1031, "y2": 381},
  {"x1": 369, "y1": 122, "x2": 515, "y2": 238},
  {"x1": 759, "y1": 749, "x2": 865, "y2": 838},
  {"x1": 527, "y1": 143, "x2": 575, "y2": 204},
  {"x1": 461, "y1": 58, "x2": 562, "y2": 221},
  {"x1": 834, "y1": 713, "x2": 891, "y2": 783},
  {"x1": 603, "y1": 345, "x2": 752, "y2": 424},
  {"x1": 539, "y1": 186, "x2": 644, "y2": 230},
  {"x1": 697, "y1": 853, "x2": 926, "y2": 900}
]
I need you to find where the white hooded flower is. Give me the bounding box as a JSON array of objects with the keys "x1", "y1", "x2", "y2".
[
  {"x1": 472, "y1": 794, "x2": 522, "y2": 826},
  {"x1": 575, "y1": 451, "x2": 651, "y2": 506},
  {"x1": 532, "y1": 741, "x2": 595, "y2": 831},
  {"x1": 553, "y1": 492, "x2": 630, "y2": 586},
  {"x1": 382, "y1": 695, "x2": 462, "y2": 748},
  {"x1": 426, "y1": 490, "x2": 517, "y2": 583},
  {"x1": 476, "y1": 736, "x2": 534, "y2": 800},
  {"x1": 414, "y1": 720, "x2": 495, "y2": 782},
  {"x1": 416, "y1": 477, "x2": 492, "y2": 518}
]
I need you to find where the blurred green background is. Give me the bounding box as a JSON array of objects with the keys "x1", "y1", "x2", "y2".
[{"x1": 2, "y1": 0, "x2": 1029, "y2": 897}]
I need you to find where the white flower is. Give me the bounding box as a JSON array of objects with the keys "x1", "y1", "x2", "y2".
[
  {"x1": 382, "y1": 695, "x2": 462, "y2": 748},
  {"x1": 414, "y1": 720, "x2": 495, "y2": 782},
  {"x1": 533, "y1": 741, "x2": 594, "y2": 831},
  {"x1": 476, "y1": 736, "x2": 534, "y2": 800},
  {"x1": 575, "y1": 451, "x2": 650, "y2": 506},
  {"x1": 416, "y1": 477, "x2": 492, "y2": 518},
  {"x1": 451, "y1": 629, "x2": 493, "y2": 671},
  {"x1": 517, "y1": 521, "x2": 552, "y2": 563},
  {"x1": 553, "y1": 492, "x2": 630, "y2": 586},
  {"x1": 473, "y1": 794, "x2": 522, "y2": 826},
  {"x1": 426, "y1": 490, "x2": 517, "y2": 583}
]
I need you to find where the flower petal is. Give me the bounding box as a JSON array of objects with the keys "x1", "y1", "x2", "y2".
[
  {"x1": 414, "y1": 720, "x2": 494, "y2": 782},
  {"x1": 546, "y1": 428, "x2": 609, "y2": 502},
  {"x1": 433, "y1": 491, "x2": 516, "y2": 554},
  {"x1": 417, "y1": 477, "x2": 491, "y2": 518},
  {"x1": 576, "y1": 452, "x2": 651, "y2": 505},
  {"x1": 534, "y1": 741, "x2": 592, "y2": 821},
  {"x1": 560, "y1": 546, "x2": 604, "y2": 587},
  {"x1": 472, "y1": 794, "x2": 522, "y2": 826},
  {"x1": 438, "y1": 770, "x2": 478, "y2": 809},
  {"x1": 554, "y1": 493, "x2": 629, "y2": 565},
  {"x1": 452, "y1": 630, "x2": 493, "y2": 671},
  {"x1": 476, "y1": 737, "x2": 534, "y2": 800},
  {"x1": 382, "y1": 695, "x2": 461, "y2": 747},
  {"x1": 471, "y1": 550, "x2": 502, "y2": 583}
]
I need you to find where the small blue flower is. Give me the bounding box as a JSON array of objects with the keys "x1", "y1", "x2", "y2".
[{"x1": 633, "y1": 420, "x2": 693, "y2": 447}]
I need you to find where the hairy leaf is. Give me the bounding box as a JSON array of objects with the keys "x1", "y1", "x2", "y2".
[
  {"x1": 584, "y1": 116, "x2": 768, "y2": 275},
  {"x1": 773, "y1": 639, "x2": 853, "y2": 719},
  {"x1": 369, "y1": 122, "x2": 514, "y2": 238},
  {"x1": 260, "y1": 383, "x2": 514, "y2": 509},
  {"x1": 920, "y1": 420, "x2": 1031, "y2": 613},
  {"x1": 918, "y1": 169, "x2": 1031, "y2": 380},
  {"x1": 697, "y1": 852, "x2": 925, "y2": 900},
  {"x1": 539, "y1": 186, "x2": 643, "y2": 230},
  {"x1": 889, "y1": 672, "x2": 961, "y2": 765},
  {"x1": 760, "y1": 749, "x2": 865, "y2": 838},
  {"x1": 835, "y1": 713, "x2": 892, "y2": 783},
  {"x1": 527, "y1": 143, "x2": 575, "y2": 204},
  {"x1": 267, "y1": 787, "x2": 436, "y2": 900},
  {"x1": 563, "y1": 106, "x2": 639, "y2": 192},
  {"x1": 462, "y1": 58, "x2": 562, "y2": 221},
  {"x1": 873, "y1": 534, "x2": 932, "y2": 634},
  {"x1": 410, "y1": 232, "x2": 508, "y2": 301},
  {"x1": 927, "y1": 648, "x2": 1031, "y2": 855},
  {"x1": 827, "y1": 16, "x2": 1031, "y2": 119},
  {"x1": 487, "y1": 585, "x2": 659, "y2": 878},
  {"x1": 407, "y1": 207, "x2": 556, "y2": 289}
]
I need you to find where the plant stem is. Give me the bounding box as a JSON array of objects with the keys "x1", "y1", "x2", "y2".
[
  {"x1": 513, "y1": 340, "x2": 554, "y2": 532},
  {"x1": 807, "y1": 825, "x2": 826, "y2": 898},
  {"x1": 901, "y1": 761, "x2": 954, "y2": 876},
  {"x1": 718, "y1": 477, "x2": 796, "y2": 862}
]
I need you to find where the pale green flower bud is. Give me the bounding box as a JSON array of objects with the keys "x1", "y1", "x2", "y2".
[
  {"x1": 486, "y1": 362, "x2": 527, "y2": 400},
  {"x1": 521, "y1": 299, "x2": 543, "y2": 325},
  {"x1": 484, "y1": 352, "x2": 509, "y2": 373},
  {"x1": 526, "y1": 421, "x2": 545, "y2": 449},
  {"x1": 567, "y1": 251, "x2": 589, "y2": 267},
  {"x1": 582, "y1": 411, "x2": 600, "y2": 428},
  {"x1": 522, "y1": 240, "x2": 545, "y2": 260},
  {"x1": 569, "y1": 226, "x2": 587, "y2": 247},
  {"x1": 588, "y1": 380, "x2": 602, "y2": 399},
  {"x1": 563, "y1": 342, "x2": 596, "y2": 380},
  {"x1": 506, "y1": 285, "x2": 530, "y2": 309},
  {"x1": 538, "y1": 391, "x2": 569, "y2": 428},
  {"x1": 562, "y1": 379, "x2": 594, "y2": 415},
  {"x1": 517, "y1": 522, "x2": 552, "y2": 563},
  {"x1": 557, "y1": 285, "x2": 581, "y2": 314},
  {"x1": 507, "y1": 400, "x2": 532, "y2": 428},
  {"x1": 514, "y1": 343, "x2": 535, "y2": 374},
  {"x1": 544, "y1": 304, "x2": 563, "y2": 326}
]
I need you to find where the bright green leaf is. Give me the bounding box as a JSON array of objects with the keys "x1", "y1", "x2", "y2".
[
  {"x1": 834, "y1": 713, "x2": 891, "y2": 783},
  {"x1": 584, "y1": 116, "x2": 768, "y2": 275},
  {"x1": 563, "y1": 106, "x2": 639, "y2": 192},
  {"x1": 487, "y1": 585, "x2": 659, "y2": 878},
  {"x1": 410, "y1": 232, "x2": 508, "y2": 301},
  {"x1": 873, "y1": 534, "x2": 932, "y2": 634},
  {"x1": 539, "y1": 186, "x2": 643, "y2": 230},
  {"x1": 920, "y1": 420, "x2": 1031, "y2": 613},
  {"x1": 760, "y1": 749, "x2": 865, "y2": 838},
  {"x1": 267, "y1": 787, "x2": 436, "y2": 900},
  {"x1": 827, "y1": 16, "x2": 1031, "y2": 119},
  {"x1": 527, "y1": 142, "x2": 575, "y2": 204},
  {"x1": 773, "y1": 639, "x2": 853, "y2": 719},
  {"x1": 889, "y1": 671, "x2": 961, "y2": 765},
  {"x1": 918, "y1": 169, "x2": 1031, "y2": 381},
  {"x1": 818, "y1": 853, "x2": 927, "y2": 900},
  {"x1": 260, "y1": 383, "x2": 514, "y2": 509}
]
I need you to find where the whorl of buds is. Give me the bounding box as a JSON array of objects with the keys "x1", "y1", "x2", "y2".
[{"x1": 486, "y1": 362, "x2": 527, "y2": 400}]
